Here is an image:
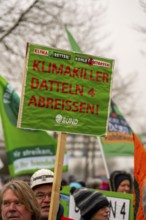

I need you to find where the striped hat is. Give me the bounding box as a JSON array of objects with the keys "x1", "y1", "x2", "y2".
[{"x1": 73, "y1": 188, "x2": 109, "y2": 219}]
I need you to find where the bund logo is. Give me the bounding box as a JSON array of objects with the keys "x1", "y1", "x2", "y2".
[{"x1": 55, "y1": 114, "x2": 78, "y2": 125}]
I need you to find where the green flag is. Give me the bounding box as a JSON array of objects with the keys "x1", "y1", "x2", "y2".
[
  {"x1": 65, "y1": 26, "x2": 134, "y2": 156},
  {"x1": 101, "y1": 100, "x2": 134, "y2": 156},
  {"x1": 65, "y1": 26, "x2": 81, "y2": 52},
  {"x1": 0, "y1": 75, "x2": 68, "y2": 176}
]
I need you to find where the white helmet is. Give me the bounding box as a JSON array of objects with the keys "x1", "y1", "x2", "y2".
[{"x1": 30, "y1": 169, "x2": 54, "y2": 189}]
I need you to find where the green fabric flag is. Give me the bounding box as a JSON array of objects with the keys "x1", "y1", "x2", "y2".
[
  {"x1": 0, "y1": 75, "x2": 68, "y2": 176},
  {"x1": 65, "y1": 26, "x2": 81, "y2": 52},
  {"x1": 65, "y1": 26, "x2": 134, "y2": 156},
  {"x1": 101, "y1": 100, "x2": 134, "y2": 156}
]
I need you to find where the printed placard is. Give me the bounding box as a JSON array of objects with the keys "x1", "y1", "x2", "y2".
[
  {"x1": 60, "y1": 187, "x2": 134, "y2": 220},
  {"x1": 17, "y1": 43, "x2": 114, "y2": 136},
  {"x1": 68, "y1": 195, "x2": 131, "y2": 220}
]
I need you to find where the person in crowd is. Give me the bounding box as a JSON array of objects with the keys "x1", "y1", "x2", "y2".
[
  {"x1": 86, "y1": 178, "x2": 102, "y2": 190},
  {"x1": 142, "y1": 180, "x2": 146, "y2": 219},
  {"x1": 0, "y1": 179, "x2": 40, "y2": 220},
  {"x1": 109, "y1": 170, "x2": 133, "y2": 193},
  {"x1": 73, "y1": 187, "x2": 110, "y2": 220},
  {"x1": 69, "y1": 180, "x2": 85, "y2": 195},
  {"x1": 69, "y1": 182, "x2": 83, "y2": 189},
  {"x1": 30, "y1": 168, "x2": 73, "y2": 220}
]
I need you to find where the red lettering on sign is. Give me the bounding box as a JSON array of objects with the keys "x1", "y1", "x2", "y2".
[{"x1": 27, "y1": 96, "x2": 99, "y2": 115}]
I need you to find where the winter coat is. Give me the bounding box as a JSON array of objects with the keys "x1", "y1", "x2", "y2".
[{"x1": 57, "y1": 204, "x2": 73, "y2": 220}]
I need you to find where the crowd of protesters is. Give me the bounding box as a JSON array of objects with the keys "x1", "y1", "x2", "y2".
[{"x1": 0, "y1": 169, "x2": 133, "y2": 220}]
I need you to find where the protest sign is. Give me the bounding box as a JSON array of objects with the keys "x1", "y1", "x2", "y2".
[
  {"x1": 60, "y1": 186, "x2": 134, "y2": 220},
  {"x1": 17, "y1": 43, "x2": 114, "y2": 136},
  {"x1": 17, "y1": 42, "x2": 114, "y2": 219}
]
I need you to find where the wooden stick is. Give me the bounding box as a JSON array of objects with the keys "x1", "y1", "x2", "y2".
[
  {"x1": 97, "y1": 136, "x2": 110, "y2": 179},
  {"x1": 48, "y1": 132, "x2": 67, "y2": 220}
]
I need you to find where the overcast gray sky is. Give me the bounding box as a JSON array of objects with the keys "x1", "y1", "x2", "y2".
[{"x1": 105, "y1": 0, "x2": 146, "y2": 133}]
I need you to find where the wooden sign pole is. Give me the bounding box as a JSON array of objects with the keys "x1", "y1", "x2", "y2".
[{"x1": 48, "y1": 132, "x2": 67, "y2": 220}]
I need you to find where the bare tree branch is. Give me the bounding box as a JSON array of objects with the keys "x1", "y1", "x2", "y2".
[{"x1": 0, "y1": 0, "x2": 39, "y2": 41}]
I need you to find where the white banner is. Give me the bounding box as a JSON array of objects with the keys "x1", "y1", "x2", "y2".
[{"x1": 69, "y1": 195, "x2": 131, "y2": 220}]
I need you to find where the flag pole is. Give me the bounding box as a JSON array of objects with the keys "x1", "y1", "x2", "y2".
[{"x1": 97, "y1": 136, "x2": 110, "y2": 179}]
